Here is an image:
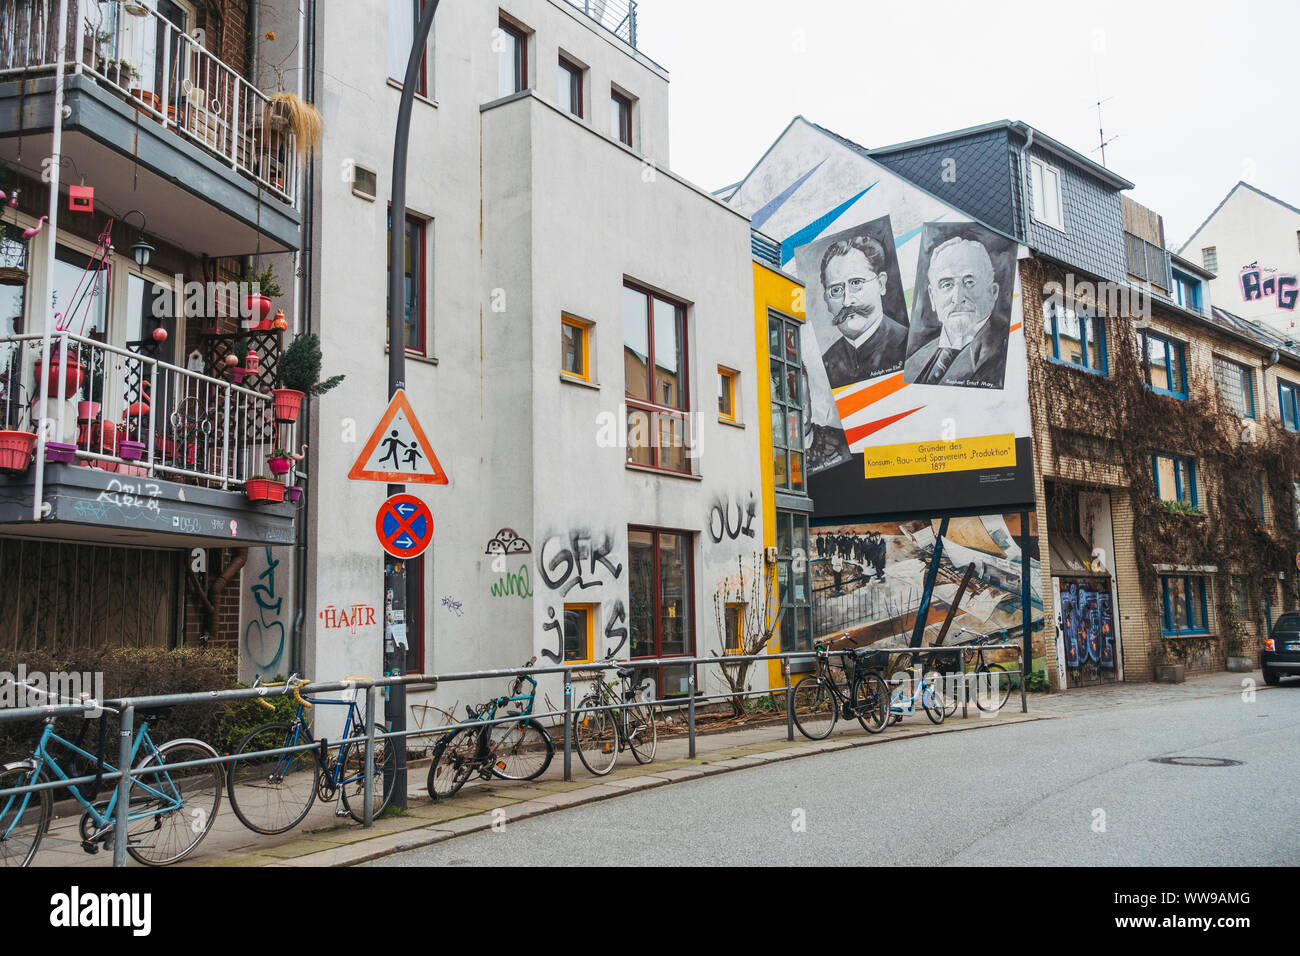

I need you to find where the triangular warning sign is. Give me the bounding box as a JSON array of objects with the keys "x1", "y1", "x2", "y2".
[{"x1": 348, "y1": 390, "x2": 448, "y2": 484}]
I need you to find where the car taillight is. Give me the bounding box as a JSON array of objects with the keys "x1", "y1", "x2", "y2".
[{"x1": 1265, "y1": 638, "x2": 1275, "y2": 651}]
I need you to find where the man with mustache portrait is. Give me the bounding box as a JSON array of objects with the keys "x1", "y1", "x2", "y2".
[{"x1": 818, "y1": 234, "x2": 909, "y2": 389}]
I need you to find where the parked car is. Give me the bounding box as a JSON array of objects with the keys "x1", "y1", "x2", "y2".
[{"x1": 1262, "y1": 611, "x2": 1300, "y2": 686}]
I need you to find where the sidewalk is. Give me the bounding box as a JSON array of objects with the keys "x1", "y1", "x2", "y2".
[{"x1": 28, "y1": 669, "x2": 1271, "y2": 867}]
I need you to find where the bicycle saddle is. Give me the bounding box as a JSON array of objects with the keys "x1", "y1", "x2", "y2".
[
  {"x1": 616, "y1": 667, "x2": 635, "y2": 679},
  {"x1": 138, "y1": 705, "x2": 175, "y2": 722}
]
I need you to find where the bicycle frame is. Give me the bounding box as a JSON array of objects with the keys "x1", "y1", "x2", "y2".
[
  {"x1": 280, "y1": 695, "x2": 373, "y2": 791},
  {"x1": 887, "y1": 669, "x2": 940, "y2": 716}
]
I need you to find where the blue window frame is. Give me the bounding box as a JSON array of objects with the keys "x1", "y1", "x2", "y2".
[
  {"x1": 1172, "y1": 269, "x2": 1203, "y2": 314},
  {"x1": 1152, "y1": 452, "x2": 1197, "y2": 508},
  {"x1": 1161, "y1": 575, "x2": 1209, "y2": 635},
  {"x1": 1140, "y1": 331, "x2": 1188, "y2": 399},
  {"x1": 1043, "y1": 296, "x2": 1107, "y2": 374},
  {"x1": 1279, "y1": 380, "x2": 1300, "y2": 432}
]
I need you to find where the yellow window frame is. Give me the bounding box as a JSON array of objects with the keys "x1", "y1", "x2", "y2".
[
  {"x1": 718, "y1": 366, "x2": 737, "y2": 422},
  {"x1": 562, "y1": 314, "x2": 591, "y2": 382},
  {"x1": 563, "y1": 603, "x2": 596, "y2": 664},
  {"x1": 723, "y1": 602, "x2": 745, "y2": 654}
]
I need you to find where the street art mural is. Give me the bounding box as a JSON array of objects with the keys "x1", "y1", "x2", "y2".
[
  {"x1": 1239, "y1": 263, "x2": 1298, "y2": 313},
  {"x1": 1053, "y1": 577, "x2": 1117, "y2": 687},
  {"x1": 811, "y1": 515, "x2": 1041, "y2": 650}
]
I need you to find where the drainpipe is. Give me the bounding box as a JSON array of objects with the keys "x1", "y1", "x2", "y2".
[{"x1": 1014, "y1": 122, "x2": 1035, "y2": 243}]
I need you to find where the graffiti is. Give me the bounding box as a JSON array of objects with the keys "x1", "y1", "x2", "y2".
[
  {"x1": 490, "y1": 564, "x2": 533, "y2": 599},
  {"x1": 538, "y1": 531, "x2": 622, "y2": 596},
  {"x1": 319, "y1": 603, "x2": 378, "y2": 633},
  {"x1": 170, "y1": 515, "x2": 201, "y2": 534},
  {"x1": 244, "y1": 547, "x2": 285, "y2": 676},
  {"x1": 1240, "y1": 264, "x2": 1298, "y2": 312},
  {"x1": 706, "y1": 493, "x2": 758, "y2": 543},
  {"x1": 441, "y1": 596, "x2": 465, "y2": 617},
  {"x1": 96, "y1": 479, "x2": 161, "y2": 514},
  {"x1": 541, "y1": 606, "x2": 563, "y2": 662},
  {"x1": 603, "y1": 598, "x2": 628, "y2": 656},
  {"x1": 485, "y1": 528, "x2": 532, "y2": 555}
]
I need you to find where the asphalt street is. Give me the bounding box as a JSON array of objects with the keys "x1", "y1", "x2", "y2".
[{"x1": 370, "y1": 683, "x2": 1300, "y2": 866}]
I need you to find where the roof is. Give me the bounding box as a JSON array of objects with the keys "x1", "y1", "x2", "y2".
[
  {"x1": 1178, "y1": 180, "x2": 1300, "y2": 255},
  {"x1": 1170, "y1": 251, "x2": 1215, "y2": 280},
  {"x1": 868, "y1": 119, "x2": 1135, "y2": 192},
  {"x1": 1209, "y1": 306, "x2": 1300, "y2": 363}
]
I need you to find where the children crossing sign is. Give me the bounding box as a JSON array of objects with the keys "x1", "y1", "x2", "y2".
[{"x1": 348, "y1": 389, "x2": 448, "y2": 484}]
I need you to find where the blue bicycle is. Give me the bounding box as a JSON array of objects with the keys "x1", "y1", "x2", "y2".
[
  {"x1": 0, "y1": 681, "x2": 223, "y2": 867},
  {"x1": 887, "y1": 666, "x2": 947, "y2": 725}
]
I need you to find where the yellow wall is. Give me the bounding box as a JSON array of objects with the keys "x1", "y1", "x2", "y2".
[{"x1": 752, "y1": 260, "x2": 807, "y2": 689}]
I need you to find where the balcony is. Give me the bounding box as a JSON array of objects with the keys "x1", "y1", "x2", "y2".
[
  {"x1": 562, "y1": 0, "x2": 638, "y2": 48},
  {"x1": 0, "y1": 0, "x2": 300, "y2": 255},
  {"x1": 0, "y1": 330, "x2": 298, "y2": 547}
]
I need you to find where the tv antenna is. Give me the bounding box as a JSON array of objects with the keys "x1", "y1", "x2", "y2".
[{"x1": 1090, "y1": 95, "x2": 1119, "y2": 167}]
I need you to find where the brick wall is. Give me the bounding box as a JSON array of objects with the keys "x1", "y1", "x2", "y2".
[{"x1": 182, "y1": 548, "x2": 245, "y2": 649}]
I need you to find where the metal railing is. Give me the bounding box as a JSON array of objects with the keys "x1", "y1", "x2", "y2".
[
  {"x1": 1, "y1": 329, "x2": 288, "y2": 489},
  {"x1": 0, "y1": 0, "x2": 297, "y2": 203},
  {"x1": 0, "y1": 643, "x2": 1027, "y2": 866},
  {"x1": 562, "y1": 0, "x2": 638, "y2": 49}
]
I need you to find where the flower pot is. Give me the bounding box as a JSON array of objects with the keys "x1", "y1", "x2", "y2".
[
  {"x1": 1154, "y1": 663, "x2": 1185, "y2": 684},
  {"x1": 230, "y1": 367, "x2": 246, "y2": 385},
  {"x1": 0, "y1": 430, "x2": 37, "y2": 473},
  {"x1": 243, "y1": 294, "x2": 273, "y2": 327},
  {"x1": 44, "y1": 441, "x2": 77, "y2": 464},
  {"x1": 286, "y1": 485, "x2": 303, "y2": 503},
  {"x1": 245, "y1": 478, "x2": 285, "y2": 504},
  {"x1": 118, "y1": 439, "x2": 146, "y2": 462},
  {"x1": 272, "y1": 388, "x2": 305, "y2": 423},
  {"x1": 1225, "y1": 655, "x2": 1253, "y2": 672},
  {"x1": 93, "y1": 423, "x2": 119, "y2": 455},
  {"x1": 267, "y1": 456, "x2": 292, "y2": 476},
  {"x1": 33, "y1": 355, "x2": 86, "y2": 398},
  {"x1": 76, "y1": 400, "x2": 101, "y2": 422}
]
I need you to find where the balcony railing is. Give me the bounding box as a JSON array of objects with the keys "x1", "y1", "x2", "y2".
[
  {"x1": 1, "y1": 330, "x2": 291, "y2": 490},
  {"x1": 0, "y1": 0, "x2": 297, "y2": 203},
  {"x1": 563, "y1": 0, "x2": 638, "y2": 49}
]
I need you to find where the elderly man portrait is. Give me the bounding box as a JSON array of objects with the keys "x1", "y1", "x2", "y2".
[
  {"x1": 905, "y1": 236, "x2": 1009, "y2": 389},
  {"x1": 818, "y1": 233, "x2": 909, "y2": 389}
]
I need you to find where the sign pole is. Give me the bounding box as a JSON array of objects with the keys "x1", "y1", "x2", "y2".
[{"x1": 385, "y1": 0, "x2": 441, "y2": 811}]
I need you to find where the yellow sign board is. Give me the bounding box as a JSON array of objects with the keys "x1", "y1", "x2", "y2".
[{"x1": 864, "y1": 434, "x2": 1016, "y2": 480}]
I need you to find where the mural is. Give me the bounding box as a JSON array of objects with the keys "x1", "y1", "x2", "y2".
[
  {"x1": 1054, "y1": 577, "x2": 1117, "y2": 686},
  {"x1": 811, "y1": 515, "x2": 1041, "y2": 649},
  {"x1": 1239, "y1": 263, "x2": 1298, "y2": 312}
]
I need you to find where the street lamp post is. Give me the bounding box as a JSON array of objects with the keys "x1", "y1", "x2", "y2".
[{"x1": 384, "y1": 0, "x2": 441, "y2": 810}]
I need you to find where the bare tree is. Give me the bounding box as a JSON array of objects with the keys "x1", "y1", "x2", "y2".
[{"x1": 711, "y1": 554, "x2": 781, "y2": 717}]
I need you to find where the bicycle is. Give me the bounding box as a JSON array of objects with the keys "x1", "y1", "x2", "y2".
[
  {"x1": 790, "y1": 642, "x2": 890, "y2": 741},
  {"x1": 0, "y1": 680, "x2": 222, "y2": 867},
  {"x1": 933, "y1": 627, "x2": 1016, "y2": 714},
  {"x1": 225, "y1": 675, "x2": 394, "y2": 835},
  {"x1": 885, "y1": 664, "x2": 947, "y2": 725},
  {"x1": 571, "y1": 653, "x2": 657, "y2": 776},
  {"x1": 427, "y1": 659, "x2": 554, "y2": 799}
]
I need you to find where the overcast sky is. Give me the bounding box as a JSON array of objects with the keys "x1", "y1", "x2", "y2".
[{"x1": 637, "y1": 0, "x2": 1299, "y2": 248}]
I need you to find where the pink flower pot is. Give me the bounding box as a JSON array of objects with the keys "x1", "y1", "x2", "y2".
[
  {"x1": 268, "y1": 456, "x2": 291, "y2": 476},
  {"x1": 45, "y1": 441, "x2": 77, "y2": 464},
  {"x1": 0, "y1": 430, "x2": 37, "y2": 472},
  {"x1": 118, "y1": 440, "x2": 146, "y2": 462}
]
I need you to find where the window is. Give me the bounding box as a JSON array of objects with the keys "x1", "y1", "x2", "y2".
[
  {"x1": 1160, "y1": 575, "x2": 1209, "y2": 636},
  {"x1": 388, "y1": 0, "x2": 429, "y2": 95},
  {"x1": 1255, "y1": 475, "x2": 1268, "y2": 525},
  {"x1": 1172, "y1": 270, "x2": 1203, "y2": 314},
  {"x1": 1139, "y1": 330, "x2": 1188, "y2": 399},
  {"x1": 1043, "y1": 295, "x2": 1107, "y2": 373},
  {"x1": 126, "y1": 274, "x2": 177, "y2": 364},
  {"x1": 723, "y1": 603, "x2": 743, "y2": 654},
  {"x1": 497, "y1": 17, "x2": 527, "y2": 96},
  {"x1": 51, "y1": 245, "x2": 108, "y2": 337},
  {"x1": 557, "y1": 55, "x2": 582, "y2": 117},
  {"x1": 769, "y1": 311, "x2": 806, "y2": 492},
  {"x1": 1212, "y1": 357, "x2": 1256, "y2": 418},
  {"x1": 717, "y1": 366, "x2": 737, "y2": 422},
  {"x1": 611, "y1": 89, "x2": 633, "y2": 147},
  {"x1": 563, "y1": 604, "x2": 595, "y2": 663},
  {"x1": 1152, "y1": 452, "x2": 1197, "y2": 509},
  {"x1": 561, "y1": 314, "x2": 590, "y2": 382},
  {"x1": 628, "y1": 528, "x2": 694, "y2": 699},
  {"x1": 1280, "y1": 381, "x2": 1300, "y2": 433},
  {"x1": 1202, "y1": 247, "x2": 1218, "y2": 274},
  {"x1": 778, "y1": 512, "x2": 812, "y2": 655},
  {"x1": 624, "y1": 283, "x2": 690, "y2": 473},
  {"x1": 1029, "y1": 157, "x2": 1064, "y2": 231},
  {"x1": 387, "y1": 212, "x2": 427, "y2": 354}
]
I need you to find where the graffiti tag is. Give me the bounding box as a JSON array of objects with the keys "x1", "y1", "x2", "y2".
[
  {"x1": 707, "y1": 493, "x2": 757, "y2": 544},
  {"x1": 244, "y1": 547, "x2": 285, "y2": 676}
]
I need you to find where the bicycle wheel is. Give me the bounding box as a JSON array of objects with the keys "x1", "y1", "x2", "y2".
[
  {"x1": 851, "y1": 673, "x2": 890, "y2": 734},
  {"x1": 922, "y1": 680, "x2": 946, "y2": 725},
  {"x1": 488, "y1": 718, "x2": 553, "y2": 781},
  {"x1": 0, "y1": 764, "x2": 50, "y2": 868},
  {"x1": 791, "y1": 676, "x2": 837, "y2": 741},
  {"x1": 226, "y1": 722, "x2": 319, "y2": 835},
  {"x1": 973, "y1": 664, "x2": 1012, "y2": 712},
  {"x1": 626, "y1": 701, "x2": 657, "y2": 764},
  {"x1": 126, "y1": 739, "x2": 223, "y2": 866},
  {"x1": 573, "y1": 696, "x2": 618, "y2": 776},
  {"x1": 340, "y1": 727, "x2": 394, "y2": 823},
  {"x1": 427, "y1": 728, "x2": 477, "y2": 799}
]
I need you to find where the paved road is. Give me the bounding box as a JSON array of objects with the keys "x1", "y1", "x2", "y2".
[{"x1": 371, "y1": 683, "x2": 1300, "y2": 866}]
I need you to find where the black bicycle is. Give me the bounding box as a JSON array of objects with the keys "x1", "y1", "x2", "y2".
[{"x1": 791, "y1": 643, "x2": 890, "y2": 740}]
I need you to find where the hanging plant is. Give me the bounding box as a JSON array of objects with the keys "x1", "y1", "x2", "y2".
[
  {"x1": 264, "y1": 92, "x2": 322, "y2": 156},
  {"x1": 273, "y1": 333, "x2": 343, "y2": 424}
]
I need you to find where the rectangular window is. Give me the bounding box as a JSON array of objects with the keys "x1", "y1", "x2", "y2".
[
  {"x1": 1202, "y1": 247, "x2": 1218, "y2": 274},
  {"x1": 557, "y1": 55, "x2": 582, "y2": 117},
  {"x1": 1030, "y1": 157, "x2": 1064, "y2": 231},
  {"x1": 562, "y1": 604, "x2": 594, "y2": 664},
  {"x1": 561, "y1": 315, "x2": 590, "y2": 381},
  {"x1": 1173, "y1": 270, "x2": 1203, "y2": 314},
  {"x1": 1043, "y1": 296, "x2": 1107, "y2": 373},
  {"x1": 1139, "y1": 331, "x2": 1188, "y2": 399},
  {"x1": 778, "y1": 511, "x2": 812, "y2": 654},
  {"x1": 628, "y1": 527, "x2": 695, "y2": 698},
  {"x1": 624, "y1": 283, "x2": 690, "y2": 473},
  {"x1": 1212, "y1": 357, "x2": 1256, "y2": 418},
  {"x1": 497, "y1": 17, "x2": 527, "y2": 96},
  {"x1": 611, "y1": 89, "x2": 633, "y2": 146},
  {"x1": 717, "y1": 366, "x2": 737, "y2": 422},
  {"x1": 388, "y1": 0, "x2": 429, "y2": 95},
  {"x1": 1161, "y1": 575, "x2": 1209, "y2": 635},
  {"x1": 387, "y1": 212, "x2": 427, "y2": 353},
  {"x1": 769, "y1": 311, "x2": 806, "y2": 492},
  {"x1": 723, "y1": 603, "x2": 744, "y2": 654},
  {"x1": 52, "y1": 245, "x2": 108, "y2": 337},
  {"x1": 1152, "y1": 452, "x2": 1197, "y2": 509},
  {"x1": 1280, "y1": 381, "x2": 1300, "y2": 432}
]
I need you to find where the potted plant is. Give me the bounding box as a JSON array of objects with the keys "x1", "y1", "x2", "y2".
[
  {"x1": 273, "y1": 333, "x2": 344, "y2": 424},
  {"x1": 240, "y1": 263, "x2": 281, "y2": 330},
  {"x1": 285, "y1": 484, "x2": 303, "y2": 504},
  {"x1": 1219, "y1": 601, "x2": 1252, "y2": 672},
  {"x1": 1153, "y1": 638, "x2": 1185, "y2": 684},
  {"x1": 0, "y1": 428, "x2": 37, "y2": 473},
  {"x1": 267, "y1": 447, "x2": 293, "y2": 476},
  {"x1": 32, "y1": 348, "x2": 86, "y2": 398},
  {"x1": 245, "y1": 476, "x2": 284, "y2": 504}
]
